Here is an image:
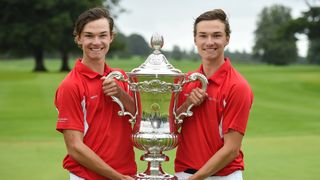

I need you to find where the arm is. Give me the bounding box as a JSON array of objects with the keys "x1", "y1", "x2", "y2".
[
  {"x1": 188, "y1": 130, "x2": 243, "y2": 180},
  {"x1": 63, "y1": 130, "x2": 134, "y2": 180},
  {"x1": 102, "y1": 78, "x2": 136, "y2": 115},
  {"x1": 188, "y1": 80, "x2": 253, "y2": 179}
]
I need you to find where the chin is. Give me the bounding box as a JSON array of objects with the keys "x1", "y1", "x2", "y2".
[{"x1": 88, "y1": 55, "x2": 104, "y2": 61}]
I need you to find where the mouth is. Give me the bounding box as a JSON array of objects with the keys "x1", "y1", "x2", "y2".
[
  {"x1": 90, "y1": 47, "x2": 104, "y2": 51},
  {"x1": 204, "y1": 47, "x2": 217, "y2": 52}
]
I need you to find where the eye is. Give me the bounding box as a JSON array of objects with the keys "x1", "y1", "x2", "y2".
[
  {"x1": 84, "y1": 34, "x2": 93, "y2": 38},
  {"x1": 213, "y1": 34, "x2": 222, "y2": 38}
]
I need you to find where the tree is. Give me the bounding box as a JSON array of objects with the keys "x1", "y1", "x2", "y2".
[
  {"x1": 0, "y1": 0, "x2": 58, "y2": 71},
  {"x1": 0, "y1": 0, "x2": 123, "y2": 72},
  {"x1": 126, "y1": 33, "x2": 150, "y2": 56},
  {"x1": 109, "y1": 32, "x2": 127, "y2": 57},
  {"x1": 103, "y1": 0, "x2": 125, "y2": 18},
  {"x1": 304, "y1": 5, "x2": 320, "y2": 64},
  {"x1": 52, "y1": 0, "x2": 127, "y2": 71},
  {"x1": 171, "y1": 45, "x2": 183, "y2": 60},
  {"x1": 50, "y1": 0, "x2": 103, "y2": 71},
  {"x1": 253, "y1": 5, "x2": 298, "y2": 65},
  {"x1": 287, "y1": 0, "x2": 320, "y2": 64}
]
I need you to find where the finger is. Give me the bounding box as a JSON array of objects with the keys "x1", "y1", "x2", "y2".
[
  {"x1": 189, "y1": 93, "x2": 201, "y2": 105},
  {"x1": 104, "y1": 86, "x2": 117, "y2": 95},
  {"x1": 193, "y1": 90, "x2": 204, "y2": 100},
  {"x1": 103, "y1": 81, "x2": 119, "y2": 92},
  {"x1": 194, "y1": 88, "x2": 208, "y2": 100},
  {"x1": 102, "y1": 83, "x2": 113, "y2": 92},
  {"x1": 195, "y1": 88, "x2": 207, "y2": 96},
  {"x1": 190, "y1": 90, "x2": 207, "y2": 105},
  {"x1": 191, "y1": 89, "x2": 204, "y2": 101},
  {"x1": 102, "y1": 78, "x2": 114, "y2": 86}
]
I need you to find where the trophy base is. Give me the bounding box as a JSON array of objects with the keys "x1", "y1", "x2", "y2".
[
  {"x1": 135, "y1": 172, "x2": 177, "y2": 180},
  {"x1": 135, "y1": 154, "x2": 177, "y2": 180}
]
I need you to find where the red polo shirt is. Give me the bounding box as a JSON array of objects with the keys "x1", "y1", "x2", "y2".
[
  {"x1": 174, "y1": 58, "x2": 253, "y2": 176},
  {"x1": 55, "y1": 59, "x2": 137, "y2": 180}
]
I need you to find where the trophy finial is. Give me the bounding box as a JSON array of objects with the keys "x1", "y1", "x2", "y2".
[
  {"x1": 130, "y1": 33, "x2": 182, "y2": 74},
  {"x1": 150, "y1": 33, "x2": 164, "y2": 51}
]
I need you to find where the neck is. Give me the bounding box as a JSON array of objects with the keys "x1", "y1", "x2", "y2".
[
  {"x1": 81, "y1": 58, "x2": 105, "y2": 75},
  {"x1": 202, "y1": 57, "x2": 225, "y2": 77}
]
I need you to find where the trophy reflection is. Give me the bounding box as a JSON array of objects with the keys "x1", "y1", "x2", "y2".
[{"x1": 106, "y1": 33, "x2": 207, "y2": 179}]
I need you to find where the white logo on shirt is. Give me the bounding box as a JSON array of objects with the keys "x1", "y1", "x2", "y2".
[
  {"x1": 90, "y1": 95, "x2": 98, "y2": 100},
  {"x1": 58, "y1": 118, "x2": 68, "y2": 122}
]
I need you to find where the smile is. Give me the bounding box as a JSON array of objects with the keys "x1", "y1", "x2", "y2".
[
  {"x1": 204, "y1": 48, "x2": 217, "y2": 52},
  {"x1": 90, "y1": 47, "x2": 104, "y2": 51}
]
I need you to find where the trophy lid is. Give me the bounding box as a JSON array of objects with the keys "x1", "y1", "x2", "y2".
[{"x1": 128, "y1": 33, "x2": 183, "y2": 76}]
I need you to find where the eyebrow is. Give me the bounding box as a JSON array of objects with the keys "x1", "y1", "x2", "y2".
[
  {"x1": 83, "y1": 31, "x2": 109, "y2": 34},
  {"x1": 198, "y1": 31, "x2": 223, "y2": 35}
]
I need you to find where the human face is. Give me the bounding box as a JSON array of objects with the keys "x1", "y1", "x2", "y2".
[
  {"x1": 76, "y1": 18, "x2": 113, "y2": 62},
  {"x1": 194, "y1": 20, "x2": 229, "y2": 63}
]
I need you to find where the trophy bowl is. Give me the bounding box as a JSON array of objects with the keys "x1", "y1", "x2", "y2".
[{"x1": 106, "y1": 33, "x2": 207, "y2": 179}]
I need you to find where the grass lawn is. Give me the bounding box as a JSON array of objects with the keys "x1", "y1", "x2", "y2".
[{"x1": 0, "y1": 58, "x2": 319, "y2": 179}]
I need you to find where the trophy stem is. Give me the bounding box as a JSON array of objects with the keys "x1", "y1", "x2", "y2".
[
  {"x1": 128, "y1": 33, "x2": 186, "y2": 180},
  {"x1": 135, "y1": 153, "x2": 177, "y2": 180}
]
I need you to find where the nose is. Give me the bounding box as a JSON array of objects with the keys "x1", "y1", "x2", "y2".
[
  {"x1": 206, "y1": 36, "x2": 215, "y2": 46},
  {"x1": 92, "y1": 36, "x2": 101, "y2": 44}
]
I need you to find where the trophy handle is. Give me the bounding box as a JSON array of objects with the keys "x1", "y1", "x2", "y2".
[
  {"x1": 174, "y1": 72, "x2": 208, "y2": 124},
  {"x1": 104, "y1": 71, "x2": 138, "y2": 124}
]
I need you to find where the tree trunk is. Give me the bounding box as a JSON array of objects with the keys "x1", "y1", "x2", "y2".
[
  {"x1": 33, "y1": 47, "x2": 47, "y2": 72},
  {"x1": 307, "y1": 39, "x2": 320, "y2": 64},
  {"x1": 60, "y1": 51, "x2": 70, "y2": 72}
]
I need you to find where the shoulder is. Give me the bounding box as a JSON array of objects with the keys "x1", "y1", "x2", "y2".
[
  {"x1": 56, "y1": 70, "x2": 84, "y2": 96},
  {"x1": 229, "y1": 67, "x2": 251, "y2": 88},
  {"x1": 223, "y1": 67, "x2": 253, "y2": 100},
  {"x1": 230, "y1": 80, "x2": 252, "y2": 100}
]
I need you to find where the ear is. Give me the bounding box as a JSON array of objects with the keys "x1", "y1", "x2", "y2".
[
  {"x1": 225, "y1": 36, "x2": 230, "y2": 46},
  {"x1": 110, "y1": 32, "x2": 116, "y2": 43},
  {"x1": 75, "y1": 35, "x2": 82, "y2": 47}
]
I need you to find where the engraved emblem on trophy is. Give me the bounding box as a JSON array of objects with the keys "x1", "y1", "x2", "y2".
[{"x1": 106, "y1": 33, "x2": 208, "y2": 179}]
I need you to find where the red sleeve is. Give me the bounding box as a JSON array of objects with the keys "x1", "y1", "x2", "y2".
[
  {"x1": 55, "y1": 80, "x2": 85, "y2": 133},
  {"x1": 222, "y1": 82, "x2": 253, "y2": 135}
]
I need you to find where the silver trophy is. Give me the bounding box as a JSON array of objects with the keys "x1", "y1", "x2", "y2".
[{"x1": 106, "y1": 33, "x2": 207, "y2": 179}]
